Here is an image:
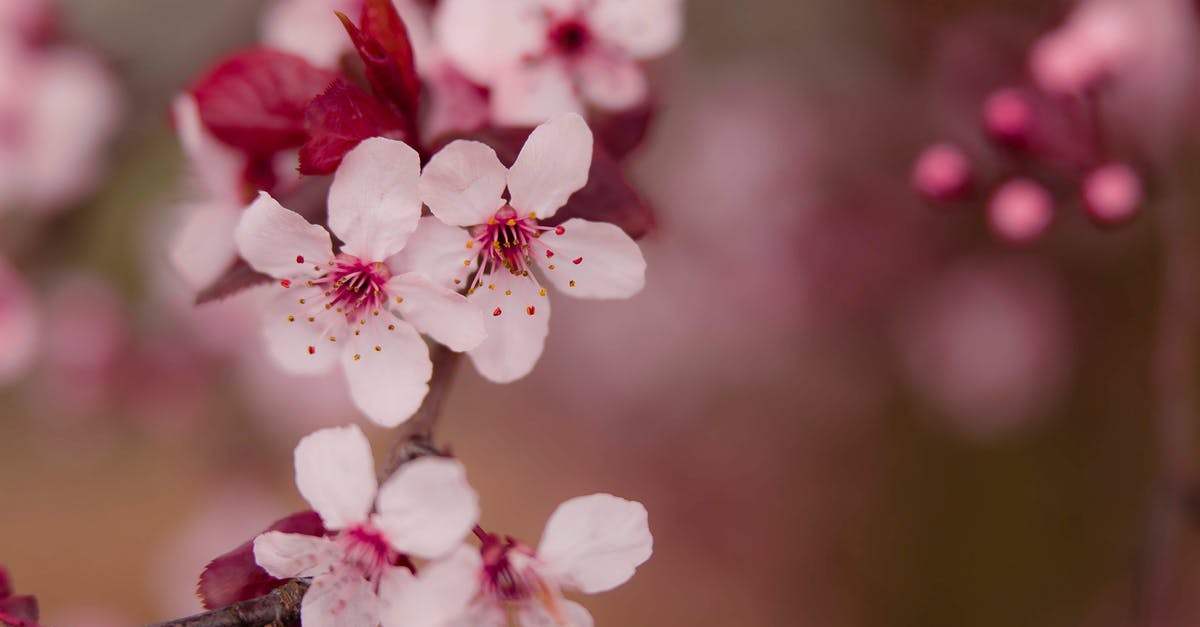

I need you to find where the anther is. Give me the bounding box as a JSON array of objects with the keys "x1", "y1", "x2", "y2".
[
  {"x1": 573, "y1": 257, "x2": 582, "y2": 265},
  {"x1": 555, "y1": 226, "x2": 565, "y2": 235},
  {"x1": 280, "y1": 279, "x2": 291, "y2": 288},
  {"x1": 296, "y1": 255, "x2": 305, "y2": 263},
  {"x1": 493, "y1": 307, "x2": 502, "y2": 316},
  {"x1": 526, "y1": 306, "x2": 535, "y2": 316}
]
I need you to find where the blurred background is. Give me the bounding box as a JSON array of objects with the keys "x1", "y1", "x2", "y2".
[{"x1": 2, "y1": 0, "x2": 1196, "y2": 625}]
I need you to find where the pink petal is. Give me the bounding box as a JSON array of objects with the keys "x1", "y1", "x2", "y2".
[
  {"x1": 507, "y1": 113, "x2": 593, "y2": 220},
  {"x1": 490, "y1": 61, "x2": 585, "y2": 127},
  {"x1": 379, "y1": 545, "x2": 481, "y2": 627},
  {"x1": 294, "y1": 425, "x2": 379, "y2": 529},
  {"x1": 434, "y1": 0, "x2": 544, "y2": 86},
  {"x1": 587, "y1": 0, "x2": 684, "y2": 59},
  {"x1": 168, "y1": 202, "x2": 241, "y2": 290},
  {"x1": 466, "y1": 271, "x2": 550, "y2": 383},
  {"x1": 300, "y1": 567, "x2": 380, "y2": 627},
  {"x1": 340, "y1": 315, "x2": 433, "y2": 426},
  {"x1": 576, "y1": 53, "x2": 648, "y2": 112},
  {"x1": 327, "y1": 137, "x2": 423, "y2": 261},
  {"x1": 537, "y1": 494, "x2": 652, "y2": 594},
  {"x1": 534, "y1": 218, "x2": 645, "y2": 299},
  {"x1": 419, "y1": 140, "x2": 507, "y2": 227},
  {"x1": 387, "y1": 273, "x2": 486, "y2": 351},
  {"x1": 0, "y1": 258, "x2": 37, "y2": 383},
  {"x1": 386, "y1": 217, "x2": 477, "y2": 290},
  {"x1": 172, "y1": 94, "x2": 243, "y2": 203},
  {"x1": 261, "y1": 288, "x2": 342, "y2": 376},
  {"x1": 234, "y1": 192, "x2": 335, "y2": 279},
  {"x1": 261, "y1": 0, "x2": 358, "y2": 69},
  {"x1": 374, "y1": 458, "x2": 479, "y2": 559},
  {"x1": 252, "y1": 531, "x2": 339, "y2": 579},
  {"x1": 517, "y1": 599, "x2": 594, "y2": 627}
]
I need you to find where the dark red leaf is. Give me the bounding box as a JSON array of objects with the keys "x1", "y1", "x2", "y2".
[
  {"x1": 591, "y1": 101, "x2": 656, "y2": 160},
  {"x1": 300, "y1": 78, "x2": 408, "y2": 175},
  {"x1": 0, "y1": 596, "x2": 39, "y2": 626},
  {"x1": 193, "y1": 48, "x2": 339, "y2": 157},
  {"x1": 197, "y1": 510, "x2": 327, "y2": 610},
  {"x1": 338, "y1": 1, "x2": 421, "y2": 127},
  {"x1": 433, "y1": 127, "x2": 656, "y2": 239},
  {"x1": 0, "y1": 565, "x2": 11, "y2": 599},
  {"x1": 195, "y1": 261, "x2": 272, "y2": 306}
]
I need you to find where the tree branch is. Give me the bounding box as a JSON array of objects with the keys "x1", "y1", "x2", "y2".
[
  {"x1": 1137, "y1": 189, "x2": 1200, "y2": 627},
  {"x1": 146, "y1": 344, "x2": 463, "y2": 627}
]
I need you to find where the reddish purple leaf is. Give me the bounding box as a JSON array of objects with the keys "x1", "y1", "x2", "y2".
[
  {"x1": 433, "y1": 127, "x2": 656, "y2": 239},
  {"x1": 591, "y1": 101, "x2": 656, "y2": 161},
  {"x1": 300, "y1": 78, "x2": 408, "y2": 175},
  {"x1": 0, "y1": 565, "x2": 11, "y2": 599},
  {"x1": 338, "y1": 1, "x2": 420, "y2": 128},
  {"x1": 193, "y1": 49, "x2": 338, "y2": 157},
  {"x1": 195, "y1": 261, "x2": 272, "y2": 306},
  {"x1": 0, "y1": 596, "x2": 39, "y2": 625},
  {"x1": 197, "y1": 510, "x2": 327, "y2": 610}
]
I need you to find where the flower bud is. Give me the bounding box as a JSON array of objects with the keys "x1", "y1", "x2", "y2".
[
  {"x1": 982, "y1": 88, "x2": 1034, "y2": 146},
  {"x1": 912, "y1": 142, "x2": 971, "y2": 202},
  {"x1": 1082, "y1": 162, "x2": 1142, "y2": 225},
  {"x1": 988, "y1": 178, "x2": 1054, "y2": 243}
]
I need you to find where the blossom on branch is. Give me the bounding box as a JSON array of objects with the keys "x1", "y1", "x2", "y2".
[
  {"x1": 235, "y1": 137, "x2": 485, "y2": 426},
  {"x1": 253, "y1": 425, "x2": 479, "y2": 627},
  {"x1": 414, "y1": 113, "x2": 646, "y2": 382}
]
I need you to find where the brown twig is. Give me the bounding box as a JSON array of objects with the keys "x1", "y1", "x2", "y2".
[
  {"x1": 1137, "y1": 190, "x2": 1200, "y2": 627},
  {"x1": 145, "y1": 580, "x2": 309, "y2": 627},
  {"x1": 146, "y1": 344, "x2": 463, "y2": 627}
]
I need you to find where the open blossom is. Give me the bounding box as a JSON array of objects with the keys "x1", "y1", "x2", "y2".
[
  {"x1": 411, "y1": 113, "x2": 646, "y2": 382},
  {"x1": 254, "y1": 426, "x2": 479, "y2": 627},
  {"x1": 435, "y1": 0, "x2": 683, "y2": 125},
  {"x1": 234, "y1": 137, "x2": 485, "y2": 426},
  {"x1": 381, "y1": 493, "x2": 651, "y2": 627}
]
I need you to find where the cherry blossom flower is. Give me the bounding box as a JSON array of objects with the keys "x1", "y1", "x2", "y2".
[
  {"x1": 0, "y1": 38, "x2": 120, "y2": 215},
  {"x1": 254, "y1": 425, "x2": 480, "y2": 627},
  {"x1": 435, "y1": 0, "x2": 684, "y2": 125},
  {"x1": 0, "y1": 256, "x2": 37, "y2": 385},
  {"x1": 380, "y1": 493, "x2": 651, "y2": 627},
  {"x1": 413, "y1": 113, "x2": 646, "y2": 382},
  {"x1": 235, "y1": 137, "x2": 485, "y2": 426}
]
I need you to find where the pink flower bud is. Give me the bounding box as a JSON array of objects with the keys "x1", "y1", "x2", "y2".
[
  {"x1": 912, "y1": 142, "x2": 971, "y2": 202},
  {"x1": 1082, "y1": 162, "x2": 1142, "y2": 224},
  {"x1": 982, "y1": 88, "x2": 1034, "y2": 146},
  {"x1": 988, "y1": 178, "x2": 1054, "y2": 243}
]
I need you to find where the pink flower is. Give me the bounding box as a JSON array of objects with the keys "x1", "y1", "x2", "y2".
[
  {"x1": 381, "y1": 494, "x2": 651, "y2": 627},
  {"x1": 414, "y1": 113, "x2": 646, "y2": 382},
  {"x1": 435, "y1": 0, "x2": 683, "y2": 125},
  {"x1": 0, "y1": 256, "x2": 37, "y2": 384},
  {"x1": 1082, "y1": 162, "x2": 1142, "y2": 225},
  {"x1": 987, "y1": 178, "x2": 1054, "y2": 243},
  {"x1": 234, "y1": 137, "x2": 485, "y2": 426},
  {"x1": 262, "y1": 0, "x2": 363, "y2": 69},
  {"x1": 253, "y1": 425, "x2": 480, "y2": 627}
]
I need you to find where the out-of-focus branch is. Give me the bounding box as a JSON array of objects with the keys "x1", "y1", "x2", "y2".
[
  {"x1": 145, "y1": 580, "x2": 308, "y2": 627},
  {"x1": 1137, "y1": 189, "x2": 1200, "y2": 627},
  {"x1": 147, "y1": 345, "x2": 462, "y2": 627}
]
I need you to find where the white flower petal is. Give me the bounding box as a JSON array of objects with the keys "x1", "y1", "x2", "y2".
[
  {"x1": 466, "y1": 271, "x2": 550, "y2": 383},
  {"x1": 507, "y1": 113, "x2": 593, "y2": 220},
  {"x1": 386, "y1": 217, "x2": 477, "y2": 290},
  {"x1": 387, "y1": 273, "x2": 486, "y2": 352},
  {"x1": 261, "y1": 289, "x2": 342, "y2": 376},
  {"x1": 252, "y1": 531, "x2": 339, "y2": 579},
  {"x1": 294, "y1": 425, "x2": 379, "y2": 530},
  {"x1": 420, "y1": 140, "x2": 507, "y2": 227},
  {"x1": 168, "y1": 202, "x2": 241, "y2": 290},
  {"x1": 301, "y1": 567, "x2": 380, "y2": 627},
  {"x1": 490, "y1": 61, "x2": 585, "y2": 128},
  {"x1": 341, "y1": 316, "x2": 433, "y2": 427},
  {"x1": 172, "y1": 94, "x2": 243, "y2": 202},
  {"x1": 234, "y1": 192, "x2": 335, "y2": 279},
  {"x1": 435, "y1": 0, "x2": 545, "y2": 86},
  {"x1": 577, "y1": 54, "x2": 647, "y2": 112},
  {"x1": 374, "y1": 457, "x2": 479, "y2": 560},
  {"x1": 534, "y1": 218, "x2": 645, "y2": 299},
  {"x1": 261, "y1": 0, "x2": 357, "y2": 69},
  {"x1": 536, "y1": 494, "x2": 652, "y2": 594},
  {"x1": 587, "y1": 0, "x2": 684, "y2": 59},
  {"x1": 328, "y1": 137, "x2": 423, "y2": 261},
  {"x1": 518, "y1": 600, "x2": 594, "y2": 627},
  {"x1": 379, "y1": 546, "x2": 482, "y2": 627}
]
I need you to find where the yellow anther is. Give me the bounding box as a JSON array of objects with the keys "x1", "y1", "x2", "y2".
[
  {"x1": 374, "y1": 345, "x2": 382, "y2": 352},
  {"x1": 488, "y1": 284, "x2": 495, "y2": 290},
  {"x1": 569, "y1": 280, "x2": 576, "y2": 287},
  {"x1": 353, "y1": 354, "x2": 361, "y2": 361},
  {"x1": 396, "y1": 296, "x2": 404, "y2": 303},
  {"x1": 466, "y1": 241, "x2": 474, "y2": 249},
  {"x1": 387, "y1": 324, "x2": 395, "y2": 331},
  {"x1": 506, "y1": 219, "x2": 516, "y2": 227},
  {"x1": 505, "y1": 290, "x2": 512, "y2": 296},
  {"x1": 287, "y1": 315, "x2": 295, "y2": 322},
  {"x1": 539, "y1": 289, "x2": 546, "y2": 297}
]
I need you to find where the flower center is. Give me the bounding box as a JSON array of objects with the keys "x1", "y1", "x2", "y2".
[
  {"x1": 466, "y1": 205, "x2": 562, "y2": 295},
  {"x1": 548, "y1": 18, "x2": 592, "y2": 57},
  {"x1": 314, "y1": 255, "x2": 391, "y2": 322},
  {"x1": 338, "y1": 524, "x2": 397, "y2": 579},
  {"x1": 477, "y1": 531, "x2": 569, "y2": 623}
]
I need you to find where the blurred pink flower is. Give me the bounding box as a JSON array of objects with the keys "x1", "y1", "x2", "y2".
[
  {"x1": 0, "y1": 256, "x2": 37, "y2": 384},
  {"x1": 912, "y1": 142, "x2": 971, "y2": 202},
  {"x1": 435, "y1": 0, "x2": 683, "y2": 125},
  {"x1": 987, "y1": 178, "x2": 1054, "y2": 243},
  {"x1": 899, "y1": 258, "x2": 1072, "y2": 439},
  {"x1": 418, "y1": 113, "x2": 646, "y2": 382},
  {"x1": 1082, "y1": 162, "x2": 1142, "y2": 225},
  {"x1": 383, "y1": 494, "x2": 651, "y2": 627},
  {"x1": 254, "y1": 425, "x2": 478, "y2": 627}
]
